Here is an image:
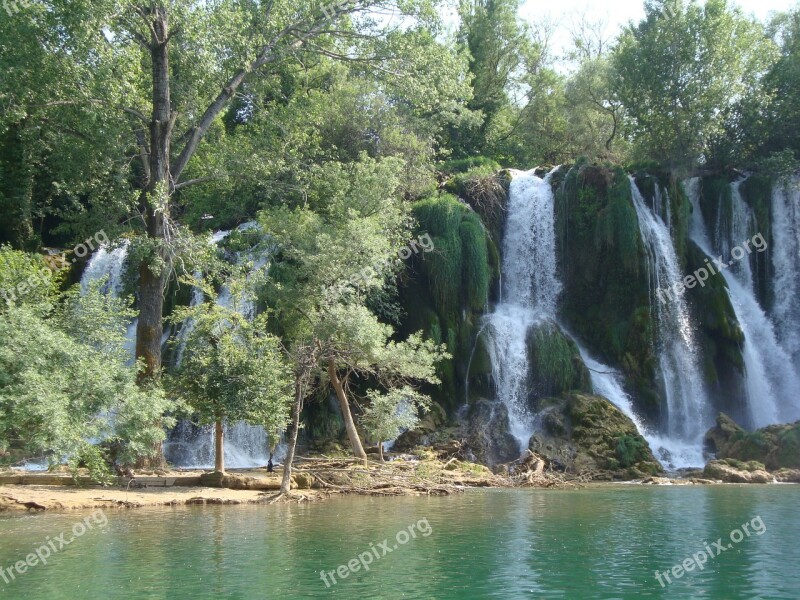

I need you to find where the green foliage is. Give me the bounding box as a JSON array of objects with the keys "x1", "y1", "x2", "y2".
[
  {"x1": 439, "y1": 156, "x2": 501, "y2": 175},
  {"x1": 755, "y1": 11, "x2": 800, "y2": 160},
  {"x1": 170, "y1": 302, "x2": 294, "y2": 442},
  {"x1": 0, "y1": 299, "x2": 171, "y2": 481},
  {"x1": 360, "y1": 386, "x2": 431, "y2": 446},
  {"x1": 0, "y1": 246, "x2": 65, "y2": 314},
  {"x1": 613, "y1": 0, "x2": 775, "y2": 168},
  {"x1": 615, "y1": 434, "x2": 649, "y2": 468},
  {"x1": 412, "y1": 194, "x2": 492, "y2": 317},
  {"x1": 260, "y1": 156, "x2": 448, "y2": 431},
  {"x1": 460, "y1": 214, "x2": 490, "y2": 310}
]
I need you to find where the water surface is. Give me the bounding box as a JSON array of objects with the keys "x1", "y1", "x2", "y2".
[{"x1": 0, "y1": 486, "x2": 797, "y2": 599}]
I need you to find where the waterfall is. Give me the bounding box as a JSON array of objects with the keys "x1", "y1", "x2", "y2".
[
  {"x1": 80, "y1": 241, "x2": 140, "y2": 359},
  {"x1": 630, "y1": 178, "x2": 711, "y2": 447},
  {"x1": 163, "y1": 421, "x2": 285, "y2": 469},
  {"x1": 575, "y1": 342, "x2": 702, "y2": 469},
  {"x1": 80, "y1": 241, "x2": 130, "y2": 296},
  {"x1": 770, "y1": 179, "x2": 800, "y2": 362},
  {"x1": 484, "y1": 168, "x2": 561, "y2": 451},
  {"x1": 686, "y1": 178, "x2": 800, "y2": 427},
  {"x1": 165, "y1": 221, "x2": 284, "y2": 468},
  {"x1": 80, "y1": 225, "x2": 282, "y2": 468}
]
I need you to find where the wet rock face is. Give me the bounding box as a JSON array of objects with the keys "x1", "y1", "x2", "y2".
[
  {"x1": 463, "y1": 400, "x2": 520, "y2": 466},
  {"x1": 528, "y1": 393, "x2": 663, "y2": 480},
  {"x1": 704, "y1": 413, "x2": 800, "y2": 470},
  {"x1": 392, "y1": 402, "x2": 449, "y2": 452},
  {"x1": 524, "y1": 322, "x2": 592, "y2": 411}
]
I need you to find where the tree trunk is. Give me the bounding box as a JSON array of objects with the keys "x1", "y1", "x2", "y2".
[
  {"x1": 280, "y1": 377, "x2": 305, "y2": 495},
  {"x1": 136, "y1": 6, "x2": 172, "y2": 383},
  {"x1": 378, "y1": 441, "x2": 384, "y2": 462},
  {"x1": 328, "y1": 359, "x2": 367, "y2": 460},
  {"x1": 214, "y1": 419, "x2": 225, "y2": 474}
]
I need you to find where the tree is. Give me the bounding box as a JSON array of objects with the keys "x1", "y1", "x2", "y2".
[
  {"x1": 754, "y1": 9, "x2": 800, "y2": 161},
  {"x1": 171, "y1": 296, "x2": 293, "y2": 475},
  {"x1": 0, "y1": 248, "x2": 170, "y2": 480},
  {"x1": 454, "y1": 0, "x2": 529, "y2": 158},
  {"x1": 0, "y1": 0, "x2": 467, "y2": 386},
  {"x1": 260, "y1": 156, "x2": 447, "y2": 491},
  {"x1": 613, "y1": 0, "x2": 773, "y2": 168},
  {"x1": 565, "y1": 57, "x2": 626, "y2": 160},
  {"x1": 360, "y1": 387, "x2": 430, "y2": 461}
]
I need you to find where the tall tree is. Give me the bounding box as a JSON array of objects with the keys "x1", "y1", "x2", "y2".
[
  {"x1": 613, "y1": 0, "x2": 773, "y2": 168},
  {"x1": 1, "y1": 0, "x2": 462, "y2": 385},
  {"x1": 454, "y1": 0, "x2": 529, "y2": 157},
  {"x1": 261, "y1": 156, "x2": 446, "y2": 485}
]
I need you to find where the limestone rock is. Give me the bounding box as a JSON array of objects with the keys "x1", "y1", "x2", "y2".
[
  {"x1": 528, "y1": 392, "x2": 663, "y2": 480},
  {"x1": 463, "y1": 399, "x2": 520, "y2": 465},
  {"x1": 704, "y1": 413, "x2": 800, "y2": 470},
  {"x1": 703, "y1": 459, "x2": 773, "y2": 483}
]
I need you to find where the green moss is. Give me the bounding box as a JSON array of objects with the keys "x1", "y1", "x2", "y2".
[
  {"x1": 401, "y1": 192, "x2": 498, "y2": 409},
  {"x1": 667, "y1": 177, "x2": 691, "y2": 269},
  {"x1": 615, "y1": 434, "x2": 649, "y2": 468},
  {"x1": 740, "y1": 175, "x2": 773, "y2": 307},
  {"x1": 555, "y1": 165, "x2": 659, "y2": 416},
  {"x1": 460, "y1": 214, "x2": 490, "y2": 310},
  {"x1": 527, "y1": 324, "x2": 592, "y2": 400}
]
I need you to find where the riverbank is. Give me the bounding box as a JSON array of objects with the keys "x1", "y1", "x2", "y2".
[
  {"x1": 0, "y1": 451, "x2": 586, "y2": 511},
  {"x1": 3, "y1": 451, "x2": 796, "y2": 512}
]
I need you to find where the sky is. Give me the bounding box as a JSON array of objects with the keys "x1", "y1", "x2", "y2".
[{"x1": 519, "y1": 0, "x2": 800, "y2": 63}]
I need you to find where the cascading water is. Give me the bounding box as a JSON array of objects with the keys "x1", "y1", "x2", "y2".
[
  {"x1": 770, "y1": 178, "x2": 800, "y2": 363},
  {"x1": 574, "y1": 342, "x2": 701, "y2": 468},
  {"x1": 163, "y1": 422, "x2": 285, "y2": 469},
  {"x1": 79, "y1": 242, "x2": 140, "y2": 359},
  {"x1": 80, "y1": 225, "x2": 283, "y2": 468},
  {"x1": 685, "y1": 178, "x2": 800, "y2": 427},
  {"x1": 484, "y1": 168, "x2": 562, "y2": 451},
  {"x1": 165, "y1": 221, "x2": 284, "y2": 468},
  {"x1": 630, "y1": 178, "x2": 711, "y2": 458}
]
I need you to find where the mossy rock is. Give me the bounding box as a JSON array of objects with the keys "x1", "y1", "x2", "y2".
[
  {"x1": 529, "y1": 393, "x2": 663, "y2": 480},
  {"x1": 554, "y1": 165, "x2": 659, "y2": 420},
  {"x1": 524, "y1": 321, "x2": 592, "y2": 409},
  {"x1": 704, "y1": 413, "x2": 800, "y2": 470}
]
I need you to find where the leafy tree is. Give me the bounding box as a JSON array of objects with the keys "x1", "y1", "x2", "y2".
[
  {"x1": 613, "y1": 0, "x2": 773, "y2": 169},
  {"x1": 170, "y1": 294, "x2": 293, "y2": 475},
  {"x1": 453, "y1": 0, "x2": 529, "y2": 158},
  {"x1": 753, "y1": 9, "x2": 800, "y2": 162},
  {"x1": 0, "y1": 0, "x2": 468, "y2": 388},
  {"x1": 361, "y1": 387, "x2": 430, "y2": 461},
  {"x1": 0, "y1": 254, "x2": 170, "y2": 480},
  {"x1": 260, "y1": 156, "x2": 447, "y2": 492},
  {"x1": 565, "y1": 57, "x2": 626, "y2": 161}
]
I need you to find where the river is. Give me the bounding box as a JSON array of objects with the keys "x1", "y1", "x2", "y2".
[{"x1": 1, "y1": 486, "x2": 798, "y2": 599}]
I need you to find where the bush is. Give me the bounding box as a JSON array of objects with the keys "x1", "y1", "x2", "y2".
[{"x1": 615, "y1": 434, "x2": 648, "y2": 468}]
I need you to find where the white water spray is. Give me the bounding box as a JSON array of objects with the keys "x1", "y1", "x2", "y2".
[
  {"x1": 484, "y1": 168, "x2": 561, "y2": 451},
  {"x1": 630, "y1": 177, "x2": 711, "y2": 448}
]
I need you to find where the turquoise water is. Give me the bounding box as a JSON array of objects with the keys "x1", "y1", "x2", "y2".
[{"x1": 0, "y1": 486, "x2": 798, "y2": 599}]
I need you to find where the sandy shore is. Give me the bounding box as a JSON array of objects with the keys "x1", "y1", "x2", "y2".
[{"x1": 0, "y1": 484, "x2": 316, "y2": 511}]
